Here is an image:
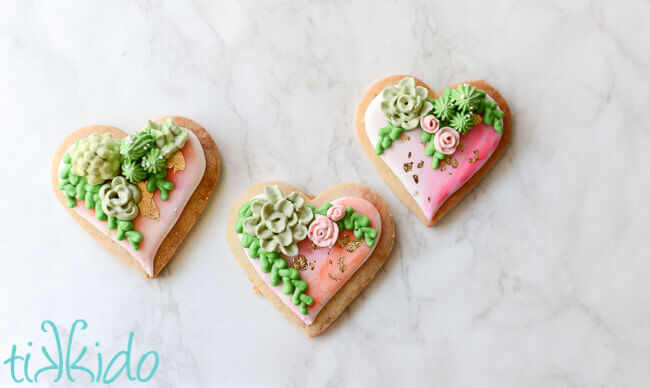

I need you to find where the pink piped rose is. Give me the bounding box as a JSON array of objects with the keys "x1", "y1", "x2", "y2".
[
  {"x1": 308, "y1": 214, "x2": 339, "y2": 248},
  {"x1": 420, "y1": 114, "x2": 440, "y2": 134},
  {"x1": 326, "y1": 204, "x2": 346, "y2": 221},
  {"x1": 433, "y1": 127, "x2": 460, "y2": 155}
]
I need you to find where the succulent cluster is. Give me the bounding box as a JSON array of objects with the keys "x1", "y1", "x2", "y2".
[
  {"x1": 431, "y1": 85, "x2": 485, "y2": 134},
  {"x1": 117, "y1": 119, "x2": 188, "y2": 186},
  {"x1": 376, "y1": 79, "x2": 506, "y2": 170}
]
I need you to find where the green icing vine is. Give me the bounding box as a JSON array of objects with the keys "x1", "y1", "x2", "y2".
[
  {"x1": 59, "y1": 153, "x2": 143, "y2": 250},
  {"x1": 481, "y1": 99, "x2": 505, "y2": 134},
  {"x1": 236, "y1": 200, "x2": 314, "y2": 315},
  {"x1": 146, "y1": 170, "x2": 174, "y2": 200},
  {"x1": 375, "y1": 121, "x2": 406, "y2": 155},
  {"x1": 421, "y1": 131, "x2": 447, "y2": 169}
]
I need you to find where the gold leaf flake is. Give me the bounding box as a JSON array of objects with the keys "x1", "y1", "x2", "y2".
[
  {"x1": 292, "y1": 255, "x2": 309, "y2": 271},
  {"x1": 136, "y1": 181, "x2": 160, "y2": 220},
  {"x1": 166, "y1": 151, "x2": 185, "y2": 173}
]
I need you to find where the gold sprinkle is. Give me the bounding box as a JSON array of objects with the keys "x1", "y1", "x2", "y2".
[
  {"x1": 403, "y1": 162, "x2": 413, "y2": 173},
  {"x1": 417, "y1": 160, "x2": 424, "y2": 168},
  {"x1": 328, "y1": 273, "x2": 340, "y2": 281},
  {"x1": 473, "y1": 114, "x2": 483, "y2": 126},
  {"x1": 413, "y1": 175, "x2": 419, "y2": 184},
  {"x1": 468, "y1": 150, "x2": 480, "y2": 163},
  {"x1": 337, "y1": 234, "x2": 350, "y2": 248},
  {"x1": 166, "y1": 150, "x2": 186, "y2": 173},
  {"x1": 408, "y1": 151, "x2": 412, "y2": 158},
  {"x1": 399, "y1": 134, "x2": 410, "y2": 142},
  {"x1": 136, "y1": 181, "x2": 160, "y2": 219},
  {"x1": 292, "y1": 255, "x2": 309, "y2": 271},
  {"x1": 338, "y1": 257, "x2": 346, "y2": 273},
  {"x1": 346, "y1": 239, "x2": 362, "y2": 253},
  {"x1": 427, "y1": 197, "x2": 431, "y2": 202}
]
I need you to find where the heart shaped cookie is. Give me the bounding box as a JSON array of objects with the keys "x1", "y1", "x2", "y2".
[
  {"x1": 51, "y1": 116, "x2": 220, "y2": 278},
  {"x1": 226, "y1": 182, "x2": 395, "y2": 337},
  {"x1": 356, "y1": 75, "x2": 511, "y2": 226}
]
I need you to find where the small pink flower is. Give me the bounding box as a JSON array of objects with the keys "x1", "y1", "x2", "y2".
[
  {"x1": 326, "y1": 204, "x2": 346, "y2": 221},
  {"x1": 433, "y1": 127, "x2": 460, "y2": 155},
  {"x1": 308, "y1": 215, "x2": 339, "y2": 248},
  {"x1": 420, "y1": 114, "x2": 440, "y2": 134}
]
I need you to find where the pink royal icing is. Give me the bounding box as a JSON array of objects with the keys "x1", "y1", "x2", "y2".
[
  {"x1": 365, "y1": 93, "x2": 502, "y2": 221},
  {"x1": 239, "y1": 196, "x2": 382, "y2": 326},
  {"x1": 60, "y1": 130, "x2": 206, "y2": 276}
]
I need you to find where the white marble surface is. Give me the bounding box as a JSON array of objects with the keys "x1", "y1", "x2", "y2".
[{"x1": 1, "y1": 0, "x2": 649, "y2": 386}]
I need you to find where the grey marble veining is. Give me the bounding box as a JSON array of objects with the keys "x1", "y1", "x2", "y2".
[{"x1": 1, "y1": 0, "x2": 649, "y2": 386}]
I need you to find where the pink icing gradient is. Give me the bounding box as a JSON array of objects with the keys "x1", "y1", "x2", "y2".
[
  {"x1": 365, "y1": 94, "x2": 502, "y2": 221},
  {"x1": 239, "y1": 196, "x2": 382, "y2": 326},
  {"x1": 59, "y1": 131, "x2": 206, "y2": 276}
]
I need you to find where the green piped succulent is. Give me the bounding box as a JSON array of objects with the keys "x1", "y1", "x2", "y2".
[
  {"x1": 432, "y1": 91, "x2": 455, "y2": 121},
  {"x1": 121, "y1": 159, "x2": 148, "y2": 182},
  {"x1": 142, "y1": 147, "x2": 166, "y2": 174},
  {"x1": 120, "y1": 131, "x2": 155, "y2": 160},
  {"x1": 98, "y1": 176, "x2": 141, "y2": 221},
  {"x1": 381, "y1": 77, "x2": 433, "y2": 130},
  {"x1": 242, "y1": 186, "x2": 314, "y2": 257},
  {"x1": 145, "y1": 119, "x2": 189, "y2": 159},
  {"x1": 449, "y1": 111, "x2": 474, "y2": 134},
  {"x1": 70, "y1": 133, "x2": 122, "y2": 185},
  {"x1": 450, "y1": 83, "x2": 485, "y2": 114}
]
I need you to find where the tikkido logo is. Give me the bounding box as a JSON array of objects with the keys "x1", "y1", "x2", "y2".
[{"x1": 3, "y1": 319, "x2": 159, "y2": 384}]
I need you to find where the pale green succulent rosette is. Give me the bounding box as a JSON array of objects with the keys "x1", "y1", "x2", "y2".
[
  {"x1": 145, "y1": 118, "x2": 189, "y2": 159},
  {"x1": 242, "y1": 186, "x2": 314, "y2": 257},
  {"x1": 381, "y1": 77, "x2": 434, "y2": 130},
  {"x1": 98, "y1": 176, "x2": 142, "y2": 221},
  {"x1": 70, "y1": 133, "x2": 122, "y2": 185}
]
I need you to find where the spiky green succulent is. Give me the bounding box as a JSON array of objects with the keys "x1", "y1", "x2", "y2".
[
  {"x1": 141, "y1": 147, "x2": 166, "y2": 174},
  {"x1": 432, "y1": 92, "x2": 455, "y2": 121},
  {"x1": 449, "y1": 111, "x2": 474, "y2": 134},
  {"x1": 120, "y1": 131, "x2": 155, "y2": 160},
  {"x1": 121, "y1": 159, "x2": 149, "y2": 182},
  {"x1": 450, "y1": 84, "x2": 485, "y2": 114}
]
